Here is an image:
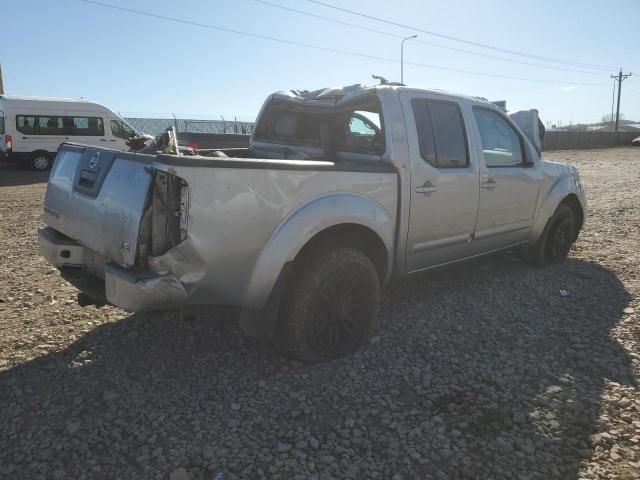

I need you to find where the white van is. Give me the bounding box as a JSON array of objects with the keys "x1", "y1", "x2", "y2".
[{"x1": 0, "y1": 96, "x2": 139, "y2": 170}]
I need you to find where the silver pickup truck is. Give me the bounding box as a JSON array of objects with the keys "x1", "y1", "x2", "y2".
[{"x1": 39, "y1": 84, "x2": 585, "y2": 362}]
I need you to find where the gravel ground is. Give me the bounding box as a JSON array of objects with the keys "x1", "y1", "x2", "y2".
[{"x1": 1, "y1": 148, "x2": 639, "y2": 480}]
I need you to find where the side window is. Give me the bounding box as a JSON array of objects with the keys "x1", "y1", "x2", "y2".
[
  {"x1": 38, "y1": 116, "x2": 64, "y2": 135},
  {"x1": 348, "y1": 113, "x2": 376, "y2": 136},
  {"x1": 16, "y1": 115, "x2": 36, "y2": 135},
  {"x1": 473, "y1": 108, "x2": 525, "y2": 167},
  {"x1": 412, "y1": 99, "x2": 469, "y2": 168},
  {"x1": 342, "y1": 110, "x2": 383, "y2": 153},
  {"x1": 70, "y1": 116, "x2": 104, "y2": 136},
  {"x1": 111, "y1": 120, "x2": 124, "y2": 139},
  {"x1": 111, "y1": 120, "x2": 136, "y2": 139}
]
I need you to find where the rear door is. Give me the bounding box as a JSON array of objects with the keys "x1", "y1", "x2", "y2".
[
  {"x1": 400, "y1": 92, "x2": 480, "y2": 271},
  {"x1": 471, "y1": 106, "x2": 543, "y2": 245}
]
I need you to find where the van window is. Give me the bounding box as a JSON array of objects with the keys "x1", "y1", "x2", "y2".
[
  {"x1": 70, "y1": 117, "x2": 104, "y2": 136},
  {"x1": 38, "y1": 116, "x2": 65, "y2": 135},
  {"x1": 16, "y1": 115, "x2": 37, "y2": 135},
  {"x1": 0, "y1": 112, "x2": 4, "y2": 135},
  {"x1": 110, "y1": 119, "x2": 137, "y2": 139}
]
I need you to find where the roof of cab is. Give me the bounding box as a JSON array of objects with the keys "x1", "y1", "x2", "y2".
[{"x1": 270, "y1": 83, "x2": 495, "y2": 107}]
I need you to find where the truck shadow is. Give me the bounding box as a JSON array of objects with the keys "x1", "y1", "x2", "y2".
[
  {"x1": 0, "y1": 257, "x2": 635, "y2": 479},
  {"x1": 0, "y1": 163, "x2": 50, "y2": 187}
]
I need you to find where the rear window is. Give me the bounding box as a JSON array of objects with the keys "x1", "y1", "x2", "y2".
[
  {"x1": 254, "y1": 97, "x2": 385, "y2": 155},
  {"x1": 16, "y1": 115, "x2": 37, "y2": 135},
  {"x1": 0, "y1": 112, "x2": 4, "y2": 135},
  {"x1": 15, "y1": 115, "x2": 104, "y2": 136}
]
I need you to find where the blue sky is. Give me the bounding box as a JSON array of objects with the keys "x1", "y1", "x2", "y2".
[{"x1": 2, "y1": 0, "x2": 639, "y2": 124}]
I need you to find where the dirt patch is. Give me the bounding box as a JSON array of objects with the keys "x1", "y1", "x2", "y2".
[{"x1": 0, "y1": 148, "x2": 639, "y2": 480}]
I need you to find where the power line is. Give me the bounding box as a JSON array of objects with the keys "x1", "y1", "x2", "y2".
[
  {"x1": 307, "y1": 0, "x2": 619, "y2": 71},
  {"x1": 251, "y1": 0, "x2": 604, "y2": 75},
  {"x1": 75, "y1": 0, "x2": 607, "y2": 87}
]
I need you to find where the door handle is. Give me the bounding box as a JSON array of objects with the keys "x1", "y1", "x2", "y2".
[
  {"x1": 481, "y1": 177, "x2": 497, "y2": 189},
  {"x1": 100, "y1": 138, "x2": 107, "y2": 142},
  {"x1": 415, "y1": 180, "x2": 437, "y2": 194}
]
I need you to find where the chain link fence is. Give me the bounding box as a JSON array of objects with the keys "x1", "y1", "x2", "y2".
[{"x1": 122, "y1": 116, "x2": 255, "y2": 136}]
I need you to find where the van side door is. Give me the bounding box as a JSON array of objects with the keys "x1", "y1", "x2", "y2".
[
  {"x1": 399, "y1": 92, "x2": 480, "y2": 271},
  {"x1": 470, "y1": 106, "x2": 543, "y2": 246},
  {"x1": 64, "y1": 113, "x2": 106, "y2": 148}
]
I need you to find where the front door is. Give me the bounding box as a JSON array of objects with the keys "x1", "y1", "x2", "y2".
[
  {"x1": 400, "y1": 92, "x2": 480, "y2": 271},
  {"x1": 471, "y1": 107, "x2": 542, "y2": 245}
]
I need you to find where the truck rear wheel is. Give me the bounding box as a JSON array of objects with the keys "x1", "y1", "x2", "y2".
[
  {"x1": 30, "y1": 151, "x2": 52, "y2": 171},
  {"x1": 527, "y1": 203, "x2": 576, "y2": 266},
  {"x1": 279, "y1": 247, "x2": 380, "y2": 363}
]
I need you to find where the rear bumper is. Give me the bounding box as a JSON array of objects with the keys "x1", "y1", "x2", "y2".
[{"x1": 39, "y1": 227, "x2": 188, "y2": 311}]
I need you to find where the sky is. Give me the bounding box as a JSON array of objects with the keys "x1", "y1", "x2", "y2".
[{"x1": 1, "y1": 0, "x2": 639, "y2": 125}]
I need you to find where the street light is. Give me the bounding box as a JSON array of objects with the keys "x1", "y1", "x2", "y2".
[{"x1": 401, "y1": 34, "x2": 418, "y2": 84}]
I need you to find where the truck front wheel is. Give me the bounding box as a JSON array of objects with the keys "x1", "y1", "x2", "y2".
[
  {"x1": 527, "y1": 203, "x2": 576, "y2": 266},
  {"x1": 279, "y1": 247, "x2": 381, "y2": 363}
]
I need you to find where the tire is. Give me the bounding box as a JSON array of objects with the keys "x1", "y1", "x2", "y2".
[
  {"x1": 30, "y1": 152, "x2": 52, "y2": 171},
  {"x1": 527, "y1": 203, "x2": 576, "y2": 266},
  {"x1": 278, "y1": 247, "x2": 381, "y2": 363}
]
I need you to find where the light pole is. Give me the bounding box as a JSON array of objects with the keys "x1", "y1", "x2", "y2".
[{"x1": 401, "y1": 34, "x2": 417, "y2": 84}]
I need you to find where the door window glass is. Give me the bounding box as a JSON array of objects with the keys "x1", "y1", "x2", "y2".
[
  {"x1": 111, "y1": 119, "x2": 137, "y2": 139},
  {"x1": 412, "y1": 99, "x2": 468, "y2": 168},
  {"x1": 473, "y1": 108, "x2": 524, "y2": 167}
]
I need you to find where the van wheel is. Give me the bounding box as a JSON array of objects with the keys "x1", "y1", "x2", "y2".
[
  {"x1": 527, "y1": 204, "x2": 576, "y2": 266},
  {"x1": 30, "y1": 152, "x2": 52, "y2": 171},
  {"x1": 279, "y1": 247, "x2": 380, "y2": 363}
]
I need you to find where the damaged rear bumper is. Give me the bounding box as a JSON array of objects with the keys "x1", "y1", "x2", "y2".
[{"x1": 39, "y1": 227, "x2": 188, "y2": 311}]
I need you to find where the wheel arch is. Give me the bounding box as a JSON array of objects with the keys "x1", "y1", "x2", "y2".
[
  {"x1": 239, "y1": 193, "x2": 394, "y2": 337},
  {"x1": 531, "y1": 176, "x2": 585, "y2": 243}
]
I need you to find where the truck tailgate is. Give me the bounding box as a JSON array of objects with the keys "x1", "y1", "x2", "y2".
[{"x1": 43, "y1": 144, "x2": 153, "y2": 267}]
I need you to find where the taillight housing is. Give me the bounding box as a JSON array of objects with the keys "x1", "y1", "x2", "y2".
[{"x1": 4, "y1": 135, "x2": 11, "y2": 152}]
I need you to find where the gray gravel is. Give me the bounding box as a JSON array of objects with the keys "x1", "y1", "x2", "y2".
[{"x1": 1, "y1": 147, "x2": 639, "y2": 480}]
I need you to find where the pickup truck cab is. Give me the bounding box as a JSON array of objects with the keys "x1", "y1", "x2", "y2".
[{"x1": 39, "y1": 84, "x2": 585, "y2": 362}]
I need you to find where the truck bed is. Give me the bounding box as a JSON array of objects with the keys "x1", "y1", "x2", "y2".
[{"x1": 40, "y1": 143, "x2": 398, "y2": 311}]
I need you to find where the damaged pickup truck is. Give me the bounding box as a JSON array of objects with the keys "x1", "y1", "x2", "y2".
[{"x1": 39, "y1": 83, "x2": 585, "y2": 362}]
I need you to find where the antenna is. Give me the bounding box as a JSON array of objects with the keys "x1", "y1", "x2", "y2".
[{"x1": 372, "y1": 74, "x2": 389, "y2": 85}]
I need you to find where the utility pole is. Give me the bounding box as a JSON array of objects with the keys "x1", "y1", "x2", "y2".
[
  {"x1": 610, "y1": 69, "x2": 632, "y2": 132},
  {"x1": 0, "y1": 64, "x2": 4, "y2": 95}
]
